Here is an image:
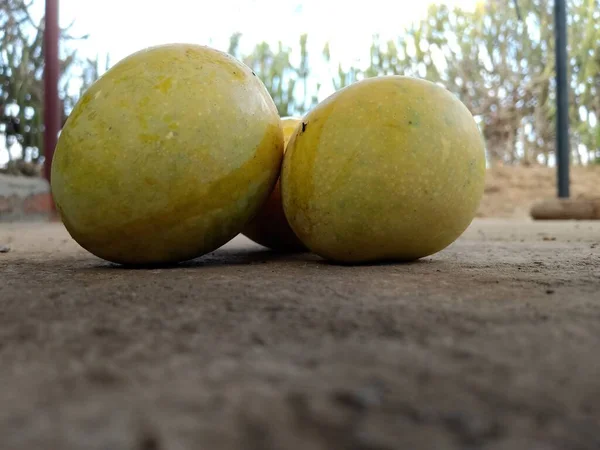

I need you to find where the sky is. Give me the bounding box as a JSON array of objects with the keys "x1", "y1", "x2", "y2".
[
  {"x1": 2, "y1": 0, "x2": 479, "y2": 165},
  {"x1": 53, "y1": 0, "x2": 478, "y2": 67}
]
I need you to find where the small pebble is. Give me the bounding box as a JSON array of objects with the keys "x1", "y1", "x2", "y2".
[{"x1": 0, "y1": 245, "x2": 10, "y2": 253}]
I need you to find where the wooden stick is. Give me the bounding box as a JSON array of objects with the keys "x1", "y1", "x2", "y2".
[{"x1": 530, "y1": 198, "x2": 600, "y2": 220}]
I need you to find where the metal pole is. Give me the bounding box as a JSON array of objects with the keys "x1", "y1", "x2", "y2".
[
  {"x1": 43, "y1": 0, "x2": 60, "y2": 185},
  {"x1": 554, "y1": 0, "x2": 570, "y2": 198}
]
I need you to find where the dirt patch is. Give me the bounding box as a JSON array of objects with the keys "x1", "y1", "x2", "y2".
[
  {"x1": 1, "y1": 221, "x2": 600, "y2": 449},
  {"x1": 478, "y1": 165, "x2": 600, "y2": 219}
]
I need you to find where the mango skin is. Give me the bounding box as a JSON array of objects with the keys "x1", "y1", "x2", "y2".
[
  {"x1": 51, "y1": 43, "x2": 284, "y2": 265},
  {"x1": 281, "y1": 76, "x2": 486, "y2": 264},
  {"x1": 242, "y1": 117, "x2": 307, "y2": 252}
]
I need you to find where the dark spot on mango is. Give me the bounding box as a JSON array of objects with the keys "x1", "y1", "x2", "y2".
[
  {"x1": 301, "y1": 122, "x2": 307, "y2": 132},
  {"x1": 252, "y1": 71, "x2": 256, "y2": 76},
  {"x1": 185, "y1": 49, "x2": 200, "y2": 59}
]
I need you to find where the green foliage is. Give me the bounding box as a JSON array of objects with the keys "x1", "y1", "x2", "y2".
[
  {"x1": 233, "y1": 0, "x2": 600, "y2": 166},
  {"x1": 4, "y1": 0, "x2": 599, "y2": 172},
  {"x1": 0, "y1": 0, "x2": 100, "y2": 175},
  {"x1": 227, "y1": 33, "x2": 320, "y2": 117}
]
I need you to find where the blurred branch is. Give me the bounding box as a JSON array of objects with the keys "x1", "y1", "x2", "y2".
[{"x1": 513, "y1": 0, "x2": 522, "y2": 21}]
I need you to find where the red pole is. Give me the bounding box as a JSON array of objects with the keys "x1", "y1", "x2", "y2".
[{"x1": 43, "y1": 0, "x2": 60, "y2": 185}]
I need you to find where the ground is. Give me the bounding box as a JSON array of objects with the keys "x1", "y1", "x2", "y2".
[
  {"x1": 478, "y1": 165, "x2": 600, "y2": 218},
  {"x1": 1, "y1": 220, "x2": 599, "y2": 450}
]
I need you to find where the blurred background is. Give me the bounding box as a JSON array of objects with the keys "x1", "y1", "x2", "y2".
[{"x1": 1, "y1": 0, "x2": 599, "y2": 219}]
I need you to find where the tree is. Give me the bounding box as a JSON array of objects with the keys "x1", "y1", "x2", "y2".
[
  {"x1": 324, "y1": 0, "x2": 600, "y2": 166},
  {"x1": 6, "y1": 0, "x2": 596, "y2": 174},
  {"x1": 227, "y1": 33, "x2": 321, "y2": 117},
  {"x1": 0, "y1": 0, "x2": 100, "y2": 175},
  {"x1": 239, "y1": 0, "x2": 599, "y2": 166}
]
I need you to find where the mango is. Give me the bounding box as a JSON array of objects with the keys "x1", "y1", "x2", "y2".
[
  {"x1": 281, "y1": 76, "x2": 486, "y2": 264},
  {"x1": 242, "y1": 117, "x2": 307, "y2": 252},
  {"x1": 51, "y1": 43, "x2": 283, "y2": 265}
]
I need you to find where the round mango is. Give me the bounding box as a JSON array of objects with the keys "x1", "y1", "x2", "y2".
[
  {"x1": 51, "y1": 43, "x2": 283, "y2": 265},
  {"x1": 242, "y1": 117, "x2": 307, "y2": 252},
  {"x1": 281, "y1": 76, "x2": 486, "y2": 264}
]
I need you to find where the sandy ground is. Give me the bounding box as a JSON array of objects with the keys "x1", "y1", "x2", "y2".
[
  {"x1": 478, "y1": 165, "x2": 600, "y2": 219},
  {"x1": 1, "y1": 220, "x2": 600, "y2": 450}
]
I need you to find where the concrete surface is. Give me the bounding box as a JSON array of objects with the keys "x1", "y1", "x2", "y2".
[{"x1": 1, "y1": 219, "x2": 599, "y2": 450}]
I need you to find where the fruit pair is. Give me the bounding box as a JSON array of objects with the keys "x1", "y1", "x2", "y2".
[{"x1": 51, "y1": 43, "x2": 486, "y2": 266}]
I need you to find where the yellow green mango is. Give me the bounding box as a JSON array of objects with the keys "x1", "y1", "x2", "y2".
[
  {"x1": 281, "y1": 76, "x2": 486, "y2": 264},
  {"x1": 242, "y1": 117, "x2": 307, "y2": 252},
  {"x1": 51, "y1": 43, "x2": 283, "y2": 265}
]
